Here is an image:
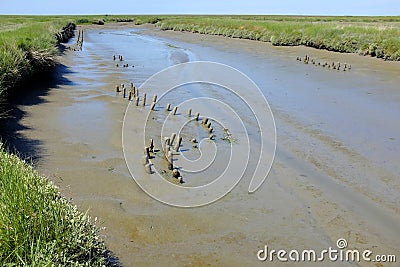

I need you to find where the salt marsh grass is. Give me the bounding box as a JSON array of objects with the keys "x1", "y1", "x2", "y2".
[
  {"x1": 0, "y1": 144, "x2": 109, "y2": 266},
  {"x1": 156, "y1": 15, "x2": 400, "y2": 61}
]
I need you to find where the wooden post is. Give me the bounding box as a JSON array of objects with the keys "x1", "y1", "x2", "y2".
[
  {"x1": 142, "y1": 93, "x2": 147, "y2": 106},
  {"x1": 164, "y1": 137, "x2": 170, "y2": 146},
  {"x1": 167, "y1": 151, "x2": 173, "y2": 170},
  {"x1": 144, "y1": 146, "x2": 151, "y2": 159},
  {"x1": 172, "y1": 169, "x2": 180, "y2": 178},
  {"x1": 150, "y1": 101, "x2": 156, "y2": 111},
  {"x1": 166, "y1": 103, "x2": 171, "y2": 111},
  {"x1": 208, "y1": 127, "x2": 213, "y2": 133},
  {"x1": 135, "y1": 97, "x2": 139, "y2": 106},
  {"x1": 115, "y1": 85, "x2": 119, "y2": 95},
  {"x1": 170, "y1": 133, "x2": 176, "y2": 145},
  {"x1": 128, "y1": 91, "x2": 132, "y2": 101},
  {"x1": 188, "y1": 108, "x2": 192, "y2": 117},
  {"x1": 149, "y1": 138, "x2": 154, "y2": 152},
  {"x1": 174, "y1": 136, "x2": 182, "y2": 152},
  {"x1": 202, "y1": 117, "x2": 208, "y2": 125},
  {"x1": 172, "y1": 106, "x2": 178, "y2": 115},
  {"x1": 195, "y1": 112, "x2": 200, "y2": 121},
  {"x1": 122, "y1": 87, "x2": 126, "y2": 98},
  {"x1": 152, "y1": 95, "x2": 157, "y2": 103},
  {"x1": 206, "y1": 121, "x2": 211, "y2": 129}
]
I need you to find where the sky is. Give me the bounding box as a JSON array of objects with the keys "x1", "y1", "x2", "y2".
[{"x1": 0, "y1": 0, "x2": 399, "y2": 16}]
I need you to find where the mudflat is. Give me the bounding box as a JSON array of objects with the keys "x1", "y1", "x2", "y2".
[{"x1": 11, "y1": 24, "x2": 400, "y2": 266}]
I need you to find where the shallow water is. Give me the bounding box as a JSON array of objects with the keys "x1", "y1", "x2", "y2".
[{"x1": 12, "y1": 25, "x2": 400, "y2": 266}]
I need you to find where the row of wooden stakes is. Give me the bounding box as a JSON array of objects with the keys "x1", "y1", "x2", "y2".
[
  {"x1": 296, "y1": 54, "x2": 352, "y2": 71},
  {"x1": 142, "y1": 136, "x2": 184, "y2": 183},
  {"x1": 115, "y1": 82, "x2": 219, "y2": 183},
  {"x1": 142, "y1": 115, "x2": 216, "y2": 184},
  {"x1": 75, "y1": 29, "x2": 84, "y2": 51}
]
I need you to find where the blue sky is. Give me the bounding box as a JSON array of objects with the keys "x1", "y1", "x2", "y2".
[{"x1": 0, "y1": 0, "x2": 399, "y2": 16}]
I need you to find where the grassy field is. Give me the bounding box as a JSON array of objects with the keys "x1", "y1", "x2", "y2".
[
  {"x1": 64, "y1": 14, "x2": 400, "y2": 60},
  {"x1": 155, "y1": 15, "x2": 400, "y2": 61},
  {"x1": 0, "y1": 144, "x2": 109, "y2": 266},
  {"x1": 0, "y1": 16, "x2": 68, "y2": 98}
]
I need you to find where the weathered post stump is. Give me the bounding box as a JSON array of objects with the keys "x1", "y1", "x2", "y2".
[
  {"x1": 144, "y1": 146, "x2": 151, "y2": 159},
  {"x1": 167, "y1": 151, "x2": 173, "y2": 170},
  {"x1": 170, "y1": 133, "x2": 176, "y2": 145},
  {"x1": 150, "y1": 101, "x2": 156, "y2": 111},
  {"x1": 142, "y1": 93, "x2": 147, "y2": 106},
  {"x1": 174, "y1": 136, "x2": 182, "y2": 152},
  {"x1": 149, "y1": 138, "x2": 154, "y2": 152},
  {"x1": 172, "y1": 106, "x2": 178, "y2": 115}
]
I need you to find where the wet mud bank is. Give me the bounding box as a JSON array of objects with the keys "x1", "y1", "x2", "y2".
[{"x1": 11, "y1": 24, "x2": 400, "y2": 266}]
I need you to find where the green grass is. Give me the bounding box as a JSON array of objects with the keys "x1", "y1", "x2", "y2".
[
  {"x1": 155, "y1": 15, "x2": 400, "y2": 61},
  {"x1": 0, "y1": 16, "x2": 69, "y2": 100},
  {"x1": 0, "y1": 143, "x2": 108, "y2": 266}
]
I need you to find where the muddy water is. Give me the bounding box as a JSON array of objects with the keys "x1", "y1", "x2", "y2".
[{"x1": 12, "y1": 25, "x2": 400, "y2": 266}]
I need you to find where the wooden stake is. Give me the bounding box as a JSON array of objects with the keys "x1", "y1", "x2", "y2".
[
  {"x1": 174, "y1": 136, "x2": 182, "y2": 152},
  {"x1": 150, "y1": 101, "x2": 156, "y2": 111},
  {"x1": 142, "y1": 93, "x2": 147, "y2": 106},
  {"x1": 172, "y1": 106, "x2": 178, "y2": 115},
  {"x1": 144, "y1": 146, "x2": 151, "y2": 159},
  {"x1": 164, "y1": 137, "x2": 170, "y2": 146},
  {"x1": 170, "y1": 133, "x2": 176, "y2": 145},
  {"x1": 167, "y1": 151, "x2": 173, "y2": 170},
  {"x1": 149, "y1": 138, "x2": 154, "y2": 152}
]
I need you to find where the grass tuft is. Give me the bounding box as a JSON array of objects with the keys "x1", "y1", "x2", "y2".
[{"x1": 0, "y1": 143, "x2": 109, "y2": 266}]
